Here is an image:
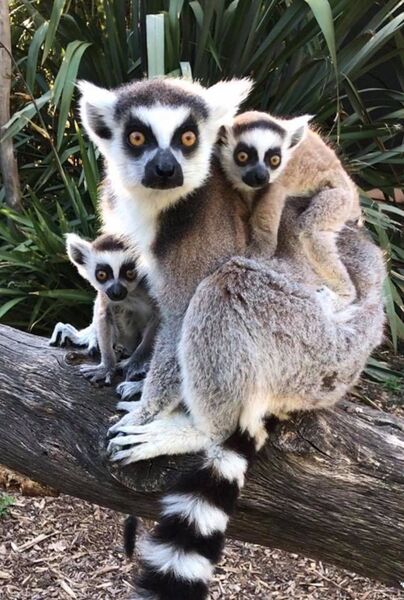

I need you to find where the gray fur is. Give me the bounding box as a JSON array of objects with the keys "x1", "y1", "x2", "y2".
[{"x1": 50, "y1": 233, "x2": 154, "y2": 385}]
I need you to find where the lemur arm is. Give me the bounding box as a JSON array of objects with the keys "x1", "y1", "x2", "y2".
[
  {"x1": 80, "y1": 297, "x2": 117, "y2": 385},
  {"x1": 122, "y1": 314, "x2": 160, "y2": 379},
  {"x1": 298, "y1": 186, "x2": 358, "y2": 305},
  {"x1": 246, "y1": 182, "x2": 287, "y2": 259}
]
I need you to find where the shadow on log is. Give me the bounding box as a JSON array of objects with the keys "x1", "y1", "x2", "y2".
[{"x1": 0, "y1": 324, "x2": 403, "y2": 586}]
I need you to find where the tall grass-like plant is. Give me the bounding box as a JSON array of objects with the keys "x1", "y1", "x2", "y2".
[{"x1": 1, "y1": 0, "x2": 403, "y2": 360}]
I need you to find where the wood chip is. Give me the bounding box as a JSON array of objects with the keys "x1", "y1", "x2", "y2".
[{"x1": 59, "y1": 579, "x2": 77, "y2": 598}]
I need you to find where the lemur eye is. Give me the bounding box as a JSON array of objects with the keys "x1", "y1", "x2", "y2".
[
  {"x1": 128, "y1": 131, "x2": 146, "y2": 147},
  {"x1": 125, "y1": 268, "x2": 136, "y2": 281},
  {"x1": 96, "y1": 269, "x2": 108, "y2": 282},
  {"x1": 270, "y1": 154, "x2": 281, "y2": 167},
  {"x1": 237, "y1": 151, "x2": 249, "y2": 163},
  {"x1": 181, "y1": 131, "x2": 197, "y2": 147}
]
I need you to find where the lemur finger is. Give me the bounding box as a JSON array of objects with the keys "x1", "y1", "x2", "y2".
[
  {"x1": 110, "y1": 443, "x2": 157, "y2": 464},
  {"x1": 109, "y1": 448, "x2": 140, "y2": 463},
  {"x1": 112, "y1": 423, "x2": 156, "y2": 435},
  {"x1": 117, "y1": 401, "x2": 140, "y2": 412},
  {"x1": 107, "y1": 411, "x2": 142, "y2": 435},
  {"x1": 107, "y1": 435, "x2": 136, "y2": 454},
  {"x1": 116, "y1": 381, "x2": 143, "y2": 400}
]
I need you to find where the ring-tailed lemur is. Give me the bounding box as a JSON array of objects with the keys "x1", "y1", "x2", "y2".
[
  {"x1": 219, "y1": 111, "x2": 362, "y2": 308},
  {"x1": 78, "y1": 77, "x2": 385, "y2": 599},
  {"x1": 78, "y1": 76, "x2": 253, "y2": 405},
  {"x1": 50, "y1": 233, "x2": 154, "y2": 385}
]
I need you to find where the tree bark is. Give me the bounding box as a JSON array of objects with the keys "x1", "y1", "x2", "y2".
[
  {"x1": 0, "y1": 0, "x2": 22, "y2": 211},
  {"x1": 0, "y1": 324, "x2": 403, "y2": 586}
]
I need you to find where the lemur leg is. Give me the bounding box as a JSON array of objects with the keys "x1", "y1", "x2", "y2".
[
  {"x1": 299, "y1": 188, "x2": 357, "y2": 306},
  {"x1": 81, "y1": 307, "x2": 116, "y2": 385},
  {"x1": 246, "y1": 182, "x2": 287, "y2": 259},
  {"x1": 109, "y1": 316, "x2": 182, "y2": 433},
  {"x1": 117, "y1": 314, "x2": 160, "y2": 379}
]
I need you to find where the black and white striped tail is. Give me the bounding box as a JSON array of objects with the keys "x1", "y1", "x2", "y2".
[{"x1": 134, "y1": 428, "x2": 257, "y2": 600}]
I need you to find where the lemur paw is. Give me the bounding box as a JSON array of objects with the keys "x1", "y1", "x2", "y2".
[
  {"x1": 80, "y1": 363, "x2": 116, "y2": 386},
  {"x1": 116, "y1": 380, "x2": 144, "y2": 400},
  {"x1": 116, "y1": 358, "x2": 149, "y2": 380},
  {"x1": 108, "y1": 420, "x2": 166, "y2": 464},
  {"x1": 49, "y1": 323, "x2": 78, "y2": 347},
  {"x1": 107, "y1": 405, "x2": 146, "y2": 437}
]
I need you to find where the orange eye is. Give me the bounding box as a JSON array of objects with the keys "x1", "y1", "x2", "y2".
[
  {"x1": 128, "y1": 131, "x2": 145, "y2": 147},
  {"x1": 237, "y1": 151, "x2": 249, "y2": 163},
  {"x1": 181, "y1": 131, "x2": 197, "y2": 147},
  {"x1": 270, "y1": 154, "x2": 281, "y2": 167},
  {"x1": 96, "y1": 270, "x2": 108, "y2": 282},
  {"x1": 126, "y1": 268, "x2": 136, "y2": 281}
]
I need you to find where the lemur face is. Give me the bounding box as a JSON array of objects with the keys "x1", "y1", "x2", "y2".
[
  {"x1": 66, "y1": 234, "x2": 141, "y2": 302},
  {"x1": 78, "y1": 78, "x2": 253, "y2": 207},
  {"x1": 220, "y1": 111, "x2": 311, "y2": 193}
]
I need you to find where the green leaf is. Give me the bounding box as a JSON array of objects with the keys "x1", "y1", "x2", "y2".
[
  {"x1": 146, "y1": 13, "x2": 165, "y2": 77},
  {"x1": 0, "y1": 297, "x2": 26, "y2": 320},
  {"x1": 0, "y1": 91, "x2": 51, "y2": 143},
  {"x1": 42, "y1": 0, "x2": 67, "y2": 64},
  {"x1": 55, "y1": 42, "x2": 92, "y2": 149},
  {"x1": 26, "y1": 22, "x2": 48, "y2": 91}
]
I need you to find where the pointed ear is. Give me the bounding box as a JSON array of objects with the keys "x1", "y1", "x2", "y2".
[
  {"x1": 216, "y1": 125, "x2": 229, "y2": 146},
  {"x1": 65, "y1": 233, "x2": 92, "y2": 269},
  {"x1": 204, "y1": 78, "x2": 254, "y2": 127},
  {"x1": 285, "y1": 115, "x2": 313, "y2": 148},
  {"x1": 77, "y1": 80, "x2": 117, "y2": 145}
]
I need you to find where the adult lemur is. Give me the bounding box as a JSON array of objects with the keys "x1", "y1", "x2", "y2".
[
  {"x1": 79, "y1": 77, "x2": 385, "y2": 600},
  {"x1": 219, "y1": 111, "x2": 361, "y2": 308}
]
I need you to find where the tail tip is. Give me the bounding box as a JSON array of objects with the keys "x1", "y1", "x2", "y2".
[{"x1": 123, "y1": 515, "x2": 138, "y2": 558}]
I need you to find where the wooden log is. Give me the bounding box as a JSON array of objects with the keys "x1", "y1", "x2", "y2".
[
  {"x1": 0, "y1": 324, "x2": 403, "y2": 586},
  {"x1": 0, "y1": 0, "x2": 22, "y2": 211}
]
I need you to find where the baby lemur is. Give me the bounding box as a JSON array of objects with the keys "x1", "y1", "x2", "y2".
[
  {"x1": 220, "y1": 111, "x2": 362, "y2": 307},
  {"x1": 50, "y1": 233, "x2": 154, "y2": 385}
]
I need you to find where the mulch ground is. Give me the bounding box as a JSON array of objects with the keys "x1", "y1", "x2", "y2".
[
  {"x1": 1, "y1": 351, "x2": 403, "y2": 600},
  {"x1": 1, "y1": 492, "x2": 403, "y2": 600}
]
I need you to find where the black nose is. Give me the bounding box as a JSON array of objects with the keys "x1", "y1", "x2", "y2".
[
  {"x1": 242, "y1": 165, "x2": 269, "y2": 188},
  {"x1": 155, "y1": 160, "x2": 175, "y2": 178},
  {"x1": 106, "y1": 283, "x2": 127, "y2": 301},
  {"x1": 142, "y1": 149, "x2": 184, "y2": 189}
]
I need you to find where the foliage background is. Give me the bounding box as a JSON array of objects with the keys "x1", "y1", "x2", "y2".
[{"x1": 1, "y1": 0, "x2": 403, "y2": 375}]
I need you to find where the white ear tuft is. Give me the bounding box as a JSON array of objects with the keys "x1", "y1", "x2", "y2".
[
  {"x1": 77, "y1": 80, "x2": 117, "y2": 146},
  {"x1": 285, "y1": 114, "x2": 313, "y2": 148},
  {"x1": 65, "y1": 233, "x2": 92, "y2": 270},
  {"x1": 204, "y1": 78, "x2": 254, "y2": 127}
]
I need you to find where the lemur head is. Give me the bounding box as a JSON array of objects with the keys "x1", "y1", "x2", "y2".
[
  {"x1": 219, "y1": 111, "x2": 312, "y2": 193},
  {"x1": 78, "y1": 77, "x2": 253, "y2": 208},
  {"x1": 66, "y1": 233, "x2": 141, "y2": 302}
]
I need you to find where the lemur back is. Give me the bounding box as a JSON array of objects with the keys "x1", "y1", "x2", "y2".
[
  {"x1": 220, "y1": 111, "x2": 362, "y2": 308},
  {"x1": 50, "y1": 233, "x2": 154, "y2": 385}
]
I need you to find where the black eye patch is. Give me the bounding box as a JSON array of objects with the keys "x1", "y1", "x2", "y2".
[
  {"x1": 119, "y1": 261, "x2": 137, "y2": 280},
  {"x1": 95, "y1": 263, "x2": 113, "y2": 282},
  {"x1": 233, "y1": 143, "x2": 258, "y2": 166},
  {"x1": 123, "y1": 118, "x2": 157, "y2": 157},
  {"x1": 264, "y1": 147, "x2": 282, "y2": 167},
  {"x1": 171, "y1": 116, "x2": 200, "y2": 155}
]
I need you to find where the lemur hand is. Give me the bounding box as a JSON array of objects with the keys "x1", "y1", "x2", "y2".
[
  {"x1": 80, "y1": 363, "x2": 116, "y2": 386},
  {"x1": 116, "y1": 380, "x2": 144, "y2": 400}
]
